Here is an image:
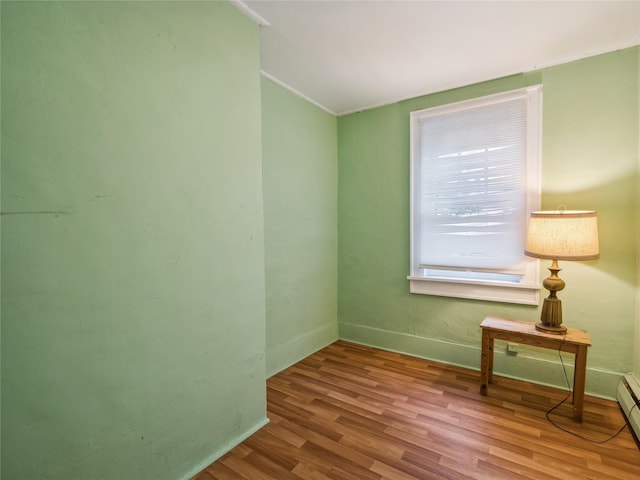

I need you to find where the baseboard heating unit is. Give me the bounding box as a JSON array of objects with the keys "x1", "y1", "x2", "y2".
[{"x1": 617, "y1": 374, "x2": 640, "y2": 445}]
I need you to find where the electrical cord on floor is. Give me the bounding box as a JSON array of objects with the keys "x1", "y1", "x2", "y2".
[{"x1": 545, "y1": 334, "x2": 638, "y2": 443}]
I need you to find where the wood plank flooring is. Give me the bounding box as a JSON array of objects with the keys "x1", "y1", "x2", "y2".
[{"x1": 193, "y1": 340, "x2": 640, "y2": 480}]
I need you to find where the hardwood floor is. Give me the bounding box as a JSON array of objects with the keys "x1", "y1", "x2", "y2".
[{"x1": 193, "y1": 340, "x2": 640, "y2": 480}]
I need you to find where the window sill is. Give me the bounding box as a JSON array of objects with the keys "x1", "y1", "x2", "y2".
[{"x1": 408, "y1": 276, "x2": 540, "y2": 305}]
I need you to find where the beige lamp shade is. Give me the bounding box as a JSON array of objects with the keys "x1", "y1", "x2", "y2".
[{"x1": 524, "y1": 210, "x2": 599, "y2": 261}]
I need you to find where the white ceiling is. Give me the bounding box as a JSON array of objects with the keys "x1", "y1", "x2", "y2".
[{"x1": 234, "y1": 0, "x2": 640, "y2": 115}]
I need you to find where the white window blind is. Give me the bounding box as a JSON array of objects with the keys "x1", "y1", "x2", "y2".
[
  {"x1": 418, "y1": 95, "x2": 527, "y2": 271},
  {"x1": 409, "y1": 86, "x2": 542, "y2": 304}
]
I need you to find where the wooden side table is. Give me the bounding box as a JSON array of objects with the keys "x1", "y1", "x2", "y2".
[{"x1": 480, "y1": 316, "x2": 591, "y2": 422}]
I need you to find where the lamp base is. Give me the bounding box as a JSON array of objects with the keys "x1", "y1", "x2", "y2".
[
  {"x1": 535, "y1": 322, "x2": 567, "y2": 334},
  {"x1": 537, "y1": 263, "x2": 566, "y2": 335}
]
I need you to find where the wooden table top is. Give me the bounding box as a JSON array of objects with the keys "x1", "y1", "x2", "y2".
[{"x1": 480, "y1": 316, "x2": 591, "y2": 346}]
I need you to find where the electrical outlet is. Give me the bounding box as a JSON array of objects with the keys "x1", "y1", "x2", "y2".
[{"x1": 506, "y1": 343, "x2": 519, "y2": 355}]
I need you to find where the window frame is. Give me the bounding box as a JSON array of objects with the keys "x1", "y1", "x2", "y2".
[{"x1": 408, "y1": 86, "x2": 542, "y2": 305}]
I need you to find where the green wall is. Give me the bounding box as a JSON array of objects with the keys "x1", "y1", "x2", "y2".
[
  {"x1": 634, "y1": 46, "x2": 640, "y2": 380},
  {"x1": 261, "y1": 78, "x2": 338, "y2": 376},
  {"x1": 338, "y1": 47, "x2": 639, "y2": 399},
  {"x1": 1, "y1": 2, "x2": 267, "y2": 479}
]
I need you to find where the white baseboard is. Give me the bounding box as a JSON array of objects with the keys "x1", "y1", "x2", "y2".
[
  {"x1": 179, "y1": 416, "x2": 269, "y2": 480},
  {"x1": 339, "y1": 321, "x2": 621, "y2": 400},
  {"x1": 617, "y1": 374, "x2": 640, "y2": 442},
  {"x1": 266, "y1": 322, "x2": 339, "y2": 378}
]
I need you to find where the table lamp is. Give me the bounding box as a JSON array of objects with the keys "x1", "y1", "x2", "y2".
[{"x1": 524, "y1": 210, "x2": 599, "y2": 334}]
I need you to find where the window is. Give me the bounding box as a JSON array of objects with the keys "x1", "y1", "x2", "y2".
[{"x1": 408, "y1": 86, "x2": 542, "y2": 305}]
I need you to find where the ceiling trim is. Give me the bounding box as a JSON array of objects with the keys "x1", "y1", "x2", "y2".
[
  {"x1": 336, "y1": 42, "x2": 640, "y2": 117},
  {"x1": 230, "y1": 0, "x2": 270, "y2": 27},
  {"x1": 261, "y1": 70, "x2": 337, "y2": 116}
]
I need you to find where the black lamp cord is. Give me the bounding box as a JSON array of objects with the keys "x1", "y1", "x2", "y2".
[{"x1": 545, "y1": 334, "x2": 639, "y2": 443}]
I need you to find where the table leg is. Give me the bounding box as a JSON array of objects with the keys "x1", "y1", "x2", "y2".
[
  {"x1": 572, "y1": 346, "x2": 587, "y2": 423},
  {"x1": 480, "y1": 329, "x2": 493, "y2": 395}
]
